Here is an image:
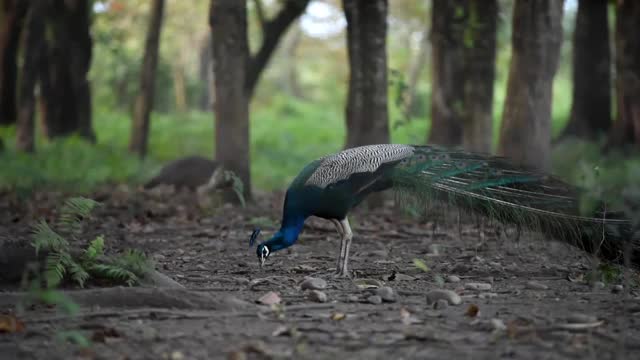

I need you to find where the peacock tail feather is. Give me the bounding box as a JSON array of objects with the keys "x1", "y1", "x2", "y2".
[{"x1": 388, "y1": 145, "x2": 637, "y2": 267}]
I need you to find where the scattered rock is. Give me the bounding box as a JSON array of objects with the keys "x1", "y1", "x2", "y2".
[
  {"x1": 489, "y1": 261, "x2": 501, "y2": 268},
  {"x1": 478, "y1": 292, "x2": 498, "y2": 299},
  {"x1": 354, "y1": 278, "x2": 384, "y2": 290},
  {"x1": 446, "y1": 275, "x2": 461, "y2": 283},
  {"x1": 525, "y1": 280, "x2": 549, "y2": 290},
  {"x1": 592, "y1": 281, "x2": 605, "y2": 290},
  {"x1": 464, "y1": 282, "x2": 492, "y2": 291},
  {"x1": 491, "y1": 318, "x2": 506, "y2": 331},
  {"x1": 426, "y1": 289, "x2": 461, "y2": 306},
  {"x1": 376, "y1": 286, "x2": 396, "y2": 303},
  {"x1": 434, "y1": 299, "x2": 449, "y2": 310},
  {"x1": 612, "y1": 285, "x2": 624, "y2": 293},
  {"x1": 347, "y1": 295, "x2": 360, "y2": 303},
  {"x1": 566, "y1": 313, "x2": 598, "y2": 324},
  {"x1": 307, "y1": 290, "x2": 328, "y2": 303},
  {"x1": 170, "y1": 351, "x2": 185, "y2": 360},
  {"x1": 367, "y1": 295, "x2": 383, "y2": 305},
  {"x1": 300, "y1": 277, "x2": 327, "y2": 290},
  {"x1": 257, "y1": 291, "x2": 281, "y2": 305}
]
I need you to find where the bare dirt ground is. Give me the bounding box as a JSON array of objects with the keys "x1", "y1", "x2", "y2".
[{"x1": 1, "y1": 188, "x2": 639, "y2": 360}]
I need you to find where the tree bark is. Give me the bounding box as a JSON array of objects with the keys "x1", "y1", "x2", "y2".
[
  {"x1": 16, "y1": 0, "x2": 47, "y2": 152},
  {"x1": 37, "y1": 0, "x2": 94, "y2": 141},
  {"x1": 462, "y1": 0, "x2": 497, "y2": 153},
  {"x1": 561, "y1": 0, "x2": 611, "y2": 140},
  {"x1": 245, "y1": 0, "x2": 310, "y2": 98},
  {"x1": 428, "y1": 0, "x2": 467, "y2": 147},
  {"x1": 403, "y1": 29, "x2": 430, "y2": 118},
  {"x1": 607, "y1": 0, "x2": 640, "y2": 147},
  {"x1": 343, "y1": 0, "x2": 389, "y2": 148},
  {"x1": 210, "y1": 0, "x2": 251, "y2": 200},
  {"x1": 497, "y1": 0, "x2": 564, "y2": 171},
  {"x1": 0, "y1": 0, "x2": 26, "y2": 126},
  {"x1": 129, "y1": 0, "x2": 165, "y2": 158}
]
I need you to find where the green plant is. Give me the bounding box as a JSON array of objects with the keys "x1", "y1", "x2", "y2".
[{"x1": 31, "y1": 197, "x2": 152, "y2": 288}]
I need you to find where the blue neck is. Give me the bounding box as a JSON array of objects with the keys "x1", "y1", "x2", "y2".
[{"x1": 264, "y1": 213, "x2": 306, "y2": 252}]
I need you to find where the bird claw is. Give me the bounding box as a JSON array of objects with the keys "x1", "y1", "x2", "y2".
[{"x1": 333, "y1": 269, "x2": 352, "y2": 278}]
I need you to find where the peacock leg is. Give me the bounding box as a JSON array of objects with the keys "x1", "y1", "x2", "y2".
[
  {"x1": 337, "y1": 218, "x2": 353, "y2": 277},
  {"x1": 331, "y1": 219, "x2": 346, "y2": 273}
]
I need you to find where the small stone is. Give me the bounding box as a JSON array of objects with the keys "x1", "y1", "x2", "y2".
[
  {"x1": 489, "y1": 262, "x2": 501, "y2": 268},
  {"x1": 307, "y1": 290, "x2": 327, "y2": 303},
  {"x1": 393, "y1": 273, "x2": 417, "y2": 281},
  {"x1": 612, "y1": 284, "x2": 624, "y2": 293},
  {"x1": 354, "y1": 278, "x2": 384, "y2": 289},
  {"x1": 566, "y1": 313, "x2": 598, "y2": 324},
  {"x1": 592, "y1": 281, "x2": 605, "y2": 290},
  {"x1": 426, "y1": 289, "x2": 461, "y2": 306},
  {"x1": 367, "y1": 295, "x2": 383, "y2": 305},
  {"x1": 170, "y1": 351, "x2": 184, "y2": 360},
  {"x1": 491, "y1": 318, "x2": 506, "y2": 331},
  {"x1": 376, "y1": 286, "x2": 396, "y2": 302},
  {"x1": 427, "y1": 244, "x2": 440, "y2": 255},
  {"x1": 257, "y1": 291, "x2": 281, "y2": 305},
  {"x1": 525, "y1": 280, "x2": 549, "y2": 290},
  {"x1": 446, "y1": 275, "x2": 461, "y2": 283},
  {"x1": 465, "y1": 282, "x2": 492, "y2": 291},
  {"x1": 347, "y1": 295, "x2": 359, "y2": 303},
  {"x1": 478, "y1": 292, "x2": 498, "y2": 299},
  {"x1": 300, "y1": 277, "x2": 327, "y2": 290},
  {"x1": 434, "y1": 299, "x2": 449, "y2": 310}
]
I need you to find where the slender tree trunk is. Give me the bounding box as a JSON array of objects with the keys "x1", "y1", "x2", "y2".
[
  {"x1": 404, "y1": 29, "x2": 430, "y2": 118},
  {"x1": 607, "y1": 0, "x2": 640, "y2": 147},
  {"x1": 198, "y1": 33, "x2": 214, "y2": 111},
  {"x1": 282, "y1": 21, "x2": 303, "y2": 99},
  {"x1": 428, "y1": 0, "x2": 467, "y2": 147},
  {"x1": 172, "y1": 63, "x2": 187, "y2": 112},
  {"x1": 16, "y1": 0, "x2": 47, "y2": 152},
  {"x1": 561, "y1": 0, "x2": 611, "y2": 140},
  {"x1": 462, "y1": 0, "x2": 497, "y2": 153},
  {"x1": 129, "y1": 0, "x2": 165, "y2": 157},
  {"x1": 0, "y1": 0, "x2": 26, "y2": 126},
  {"x1": 497, "y1": 0, "x2": 564, "y2": 171},
  {"x1": 210, "y1": 0, "x2": 251, "y2": 200},
  {"x1": 343, "y1": 0, "x2": 389, "y2": 148}
]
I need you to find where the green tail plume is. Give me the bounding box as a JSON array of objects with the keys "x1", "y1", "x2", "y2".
[{"x1": 390, "y1": 146, "x2": 638, "y2": 268}]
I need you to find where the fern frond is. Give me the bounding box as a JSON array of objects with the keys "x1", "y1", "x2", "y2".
[
  {"x1": 90, "y1": 264, "x2": 139, "y2": 286},
  {"x1": 113, "y1": 249, "x2": 152, "y2": 277},
  {"x1": 31, "y1": 220, "x2": 68, "y2": 255},
  {"x1": 66, "y1": 259, "x2": 90, "y2": 288},
  {"x1": 83, "y1": 236, "x2": 105, "y2": 262},
  {"x1": 58, "y1": 197, "x2": 100, "y2": 236},
  {"x1": 45, "y1": 251, "x2": 66, "y2": 288}
]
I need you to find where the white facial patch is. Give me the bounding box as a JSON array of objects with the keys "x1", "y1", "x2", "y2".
[{"x1": 262, "y1": 246, "x2": 270, "y2": 259}]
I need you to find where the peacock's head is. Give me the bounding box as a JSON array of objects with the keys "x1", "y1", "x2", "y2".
[{"x1": 256, "y1": 243, "x2": 270, "y2": 267}]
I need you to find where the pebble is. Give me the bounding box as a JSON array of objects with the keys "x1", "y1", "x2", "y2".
[
  {"x1": 446, "y1": 275, "x2": 461, "y2": 283},
  {"x1": 426, "y1": 289, "x2": 461, "y2": 306},
  {"x1": 300, "y1": 277, "x2": 327, "y2": 290},
  {"x1": 347, "y1": 295, "x2": 360, "y2": 303},
  {"x1": 465, "y1": 282, "x2": 492, "y2": 291},
  {"x1": 307, "y1": 290, "x2": 328, "y2": 303},
  {"x1": 491, "y1": 318, "x2": 506, "y2": 331},
  {"x1": 376, "y1": 286, "x2": 396, "y2": 303},
  {"x1": 367, "y1": 295, "x2": 383, "y2": 305},
  {"x1": 427, "y1": 244, "x2": 440, "y2": 255},
  {"x1": 525, "y1": 280, "x2": 549, "y2": 290},
  {"x1": 611, "y1": 284, "x2": 624, "y2": 293},
  {"x1": 566, "y1": 313, "x2": 598, "y2": 324},
  {"x1": 393, "y1": 273, "x2": 417, "y2": 281},
  {"x1": 592, "y1": 281, "x2": 605, "y2": 290},
  {"x1": 478, "y1": 292, "x2": 498, "y2": 299},
  {"x1": 170, "y1": 351, "x2": 184, "y2": 360},
  {"x1": 434, "y1": 299, "x2": 449, "y2": 310},
  {"x1": 257, "y1": 291, "x2": 281, "y2": 305}
]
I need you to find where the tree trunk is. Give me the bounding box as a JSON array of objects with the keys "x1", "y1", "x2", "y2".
[
  {"x1": 129, "y1": 0, "x2": 165, "y2": 158},
  {"x1": 198, "y1": 33, "x2": 214, "y2": 111},
  {"x1": 0, "y1": 0, "x2": 26, "y2": 126},
  {"x1": 561, "y1": 0, "x2": 611, "y2": 140},
  {"x1": 16, "y1": 0, "x2": 47, "y2": 152},
  {"x1": 497, "y1": 0, "x2": 564, "y2": 171},
  {"x1": 462, "y1": 0, "x2": 497, "y2": 153},
  {"x1": 403, "y1": 29, "x2": 430, "y2": 118},
  {"x1": 607, "y1": 0, "x2": 640, "y2": 147},
  {"x1": 210, "y1": 0, "x2": 251, "y2": 201},
  {"x1": 428, "y1": 0, "x2": 467, "y2": 147},
  {"x1": 343, "y1": 0, "x2": 389, "y2": 148},
  {"x1": 282, "y1": 21, "x2": 303, "y2": 99},
  {"x1": 172, "y1": 63, "x2": 187, "y2": 112}
]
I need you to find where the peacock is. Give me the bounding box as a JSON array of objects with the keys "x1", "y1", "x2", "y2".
[{"x1": 249, "y1": 144, "x2": 637, "y2": 277}]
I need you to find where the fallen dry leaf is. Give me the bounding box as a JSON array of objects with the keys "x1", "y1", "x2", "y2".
[
  {"x1": 330, "y1": 312, "x2": 346, "y2": 321},
  {"x1": 0, "y1": 314, "x2": 25, "y2": 334},
  {"x1": 465, "y1": 304, "x2": 480, "y2": 318},
  {"x1": 257, "y1": 291, "x2": 281, "y2": 305}
]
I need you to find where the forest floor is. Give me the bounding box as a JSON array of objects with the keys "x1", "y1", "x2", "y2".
[{"x1": 1, "y1": 187, "x2": 639, "y2": 360}]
